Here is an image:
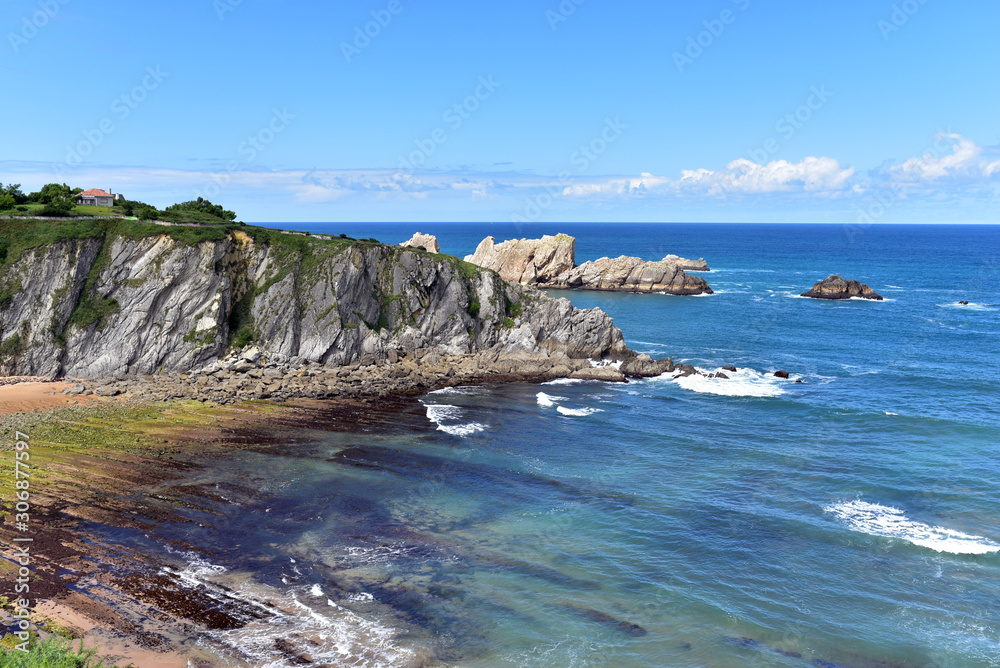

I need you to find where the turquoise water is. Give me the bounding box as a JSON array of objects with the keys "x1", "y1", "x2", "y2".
[{"x1": 115, "y1": 224, "x2": 1000, "y2": 666}]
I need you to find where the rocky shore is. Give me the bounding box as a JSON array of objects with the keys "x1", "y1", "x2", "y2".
[{"x1": 464, "y1": 233, "x2": 713, "y2": 295}]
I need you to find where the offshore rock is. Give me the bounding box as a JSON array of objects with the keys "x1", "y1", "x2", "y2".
[
  {"x1": 465, "y1": 233, "x2": 712, "y2": 295},
  {"x1": 399, "y1": 232, "x2": 440, "y2": 254},
  {"x1": 549, "y1": 255, "x2": 712, "y2": 294},
  {"x1": 465, "y1": 234, "x2": 576, "y2": 285},
  {"x1": 800, "y1": 275, "x2": 883, "y2": 301}
]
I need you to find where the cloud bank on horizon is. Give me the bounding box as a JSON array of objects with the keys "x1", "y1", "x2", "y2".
[{"x1": 3, "y1": 0, "x2": 998, "y2": 223}]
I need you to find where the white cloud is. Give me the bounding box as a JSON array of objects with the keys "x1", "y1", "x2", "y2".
[
  {"x1": 558, "y1": 157, "x2": 855, "y2": 200},
  {"x1": 678, "y1": 156, "x2": 855, "y2": 195},
  {"x1": 888, "y1": 134, "x2": 1000, "y2": 183}
]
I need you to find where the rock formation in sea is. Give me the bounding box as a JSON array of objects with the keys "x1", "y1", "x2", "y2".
[
  {"x1": 0, "y1": 223, "x2": 632, "y2": 379},
  {"x1": 465, "y1": 233, "x2": 713, "y2": 295},
  {"x1": 399, "y1": 232, "x2": 440, "y2": 254},
  {"x1": 800, "y1": 275, "x2": 884, "y2": 301}
]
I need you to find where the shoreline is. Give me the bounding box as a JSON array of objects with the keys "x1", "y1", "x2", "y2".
[{"x1": 0, "y1": 365, "x2": 581, "y2": 666}]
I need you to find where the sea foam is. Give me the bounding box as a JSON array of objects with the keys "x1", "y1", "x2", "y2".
[
  {"x1": 555, "y1": 406, "x2": 602, "y2": 417},
  {"x1": 424, "y1": 404, "x2": 487, "y2": 437},
  {"x1": 669, "y1": 367, "x2": 787, "y2": 398},
  {"x1": 536, "y1": 392, "x2": 566, "y2": 407},
  {"x1": 825, "y1": 500, "x2": 1000, "y2": 555}
]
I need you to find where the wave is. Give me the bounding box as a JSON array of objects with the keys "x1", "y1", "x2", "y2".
[
  {"x1": 939, "y1": 302, "x2": 993, "y2": 311},
  {"x1": 536, "y1": 392, "x2": 566, "y2": 407},
  {"x1": 215, "y1": 583, "x2": 415, "y2": 668},
  {"x1": 423, "y1": 404, "x2": 487, "y2": 437},
  {"x1": 542, "y1": 378, "x2": 584, "y2": 386},
  {"x1": 556, "y1": 406, "x2": 603, "y2": 417},
  {"x1": 657, "y1": 291, "x2": 714, "y2": 297},
  {"x1": 427, "y1": 385, "x2": 486, "y2": 396},
  {"x1": 158, "y1": 549, "x2": 418, "y2": 666},
  {"x1": 825, "y1": 500, "x2": 1000, "y2": 555},
  {"x1": 667, "y1": 367, "x2": 788, "y2": 398}
]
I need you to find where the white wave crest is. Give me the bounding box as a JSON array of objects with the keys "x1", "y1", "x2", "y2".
[
  {"x1": 542, "y1": 378, "x2": 584, "y2": 386},
  {"x1": 825, "y1": 500, "x2": 1000, "y2": 555},
  {"x1": 427, "y1": 385, "x2": 485, "y2": 396},
  {"x1": 423, "y1": 404, "x2": 487, "y2": 437},
  {"x1": 536, "y1": 392, "x2": 566, "y2": 407},
  {"x1": 556, "y1": 406, "x2": 602, "y2": 417},
  {"x1": 670, "y1": 367, "x2": 787, "y2": 398}
]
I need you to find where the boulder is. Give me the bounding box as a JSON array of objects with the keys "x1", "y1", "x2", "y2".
[
  {"x1": 722, "y1": 366, "x2": 737, "y2": 372},
  {"x1": 800, "y1": 275, "x2": 883, "y2": 301},
  {"x1": 569, "y1": 366, "x2": 627, "y2": 382},
  {"x1": 400, "y1": 232, "x2": 440, "y2": 254},
  {"x1": 774, "y1": 370, "x2": 790, "y2": 379},
  {"x1": 663, "y1": 255, "x2": 710, "y2": 271},
  {"x1": 621, "y1": 354, "x2": 660, "y2": 378},
  {"x1": 63, "y1": 382, "x2": 86, "y2": 396}
]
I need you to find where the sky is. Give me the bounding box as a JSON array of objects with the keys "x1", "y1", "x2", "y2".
[{"x1": 2, "y1": 0, "x2": 998, "y2": 223}]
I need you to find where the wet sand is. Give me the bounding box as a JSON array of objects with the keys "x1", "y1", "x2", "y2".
[{"x1": 0, "y1": 391, "x2": 426, "y2": 667}]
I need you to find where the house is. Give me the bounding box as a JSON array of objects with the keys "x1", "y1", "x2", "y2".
[{"x1": 76, "y1": 188, "x2": 123, "y2": 207}]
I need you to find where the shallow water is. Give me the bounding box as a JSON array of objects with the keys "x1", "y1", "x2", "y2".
[{"x1": 98, "y1": 224, "x2": 1000, "y2": 666}]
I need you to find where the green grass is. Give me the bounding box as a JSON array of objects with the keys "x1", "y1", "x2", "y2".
[
  {"x1": 0, "y1": 636, "x2": 120, "y2": 667},
  {"x1": 0, "y1": 203, "x2": 122, "y2": 219}
]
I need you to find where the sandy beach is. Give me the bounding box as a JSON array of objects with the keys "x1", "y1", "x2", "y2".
[{"x1": 0, "y1": 379, "x2": 94, "y2": 417}]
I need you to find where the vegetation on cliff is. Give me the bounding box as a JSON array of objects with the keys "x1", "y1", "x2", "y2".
[{"x1": 0, "y1": 218, "x2": 629, "y2": 380}]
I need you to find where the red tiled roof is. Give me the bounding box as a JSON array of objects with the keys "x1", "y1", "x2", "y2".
[{"x1": 79, "y1": 188, "x2": 111, "y2": 197}]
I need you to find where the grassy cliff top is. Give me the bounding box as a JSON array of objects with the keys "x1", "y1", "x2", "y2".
[{"x1": 0, "y1": 218, "x2": 388, "y2": 264}]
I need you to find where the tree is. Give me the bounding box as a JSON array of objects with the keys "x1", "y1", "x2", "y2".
[
  {"x1": 0, "y1": 193, "x2": 15, "y2": 211},
  {"x1": 164, "y1": 197, "x2": 237, "y2": 222},
  {"x1": 0, "y1": 183, "x2": 27, "y2": 205},
  {"x1": 38, "y1": 196, "x2": 75, "y2": 216},
  {"x1": 29, "y1": 183, "x2": 74, "y2": 204},
  {"x1": 121, "y1": 200, "x2": 159, "y2": 220}
]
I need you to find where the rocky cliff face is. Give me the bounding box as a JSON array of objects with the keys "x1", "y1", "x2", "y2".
[
  {"x1": 465, "y1": 233, "x2": 712, "y2": 295},
  {"x1": 399, "y1": 232, "x2": 440, "y2": 254},
  {"x1": 0, "y1": 225, "x2": 631, "y2": 379},
  {"x1": 801, "y1": 275, "x2": 883, "y2": 301},
  {"x1": 465, "y1": 234, "x2": 577, "y2": 285}
]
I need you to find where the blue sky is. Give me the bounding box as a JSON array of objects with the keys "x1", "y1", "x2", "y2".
[{"x1": 2, "y1": 0, "x2": 998, "y2": 222}]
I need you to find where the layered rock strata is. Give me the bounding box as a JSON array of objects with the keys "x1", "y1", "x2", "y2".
[
  {"x1": 0, "y1": 226, "x2": 631, "y2": 379},
  {"x1": 465, "y1": 233, "x2": 712, "y2": 295}
]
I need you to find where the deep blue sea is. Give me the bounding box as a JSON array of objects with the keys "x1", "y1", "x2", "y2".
[{"x1": 123, "y1": 224, "x2": 1000, "y2": 666}]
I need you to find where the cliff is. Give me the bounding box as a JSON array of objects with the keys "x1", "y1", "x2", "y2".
[
  {"x1": 0, "y1": 220, "x2": 631, "y2": 379},
  {"x1": 465, "y1": 233, "x2": 712, "y2": 295}
]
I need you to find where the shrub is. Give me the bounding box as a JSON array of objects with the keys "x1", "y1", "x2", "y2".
[{"x1": 0, "y1": 635, "x2": 119, "y2": 667}]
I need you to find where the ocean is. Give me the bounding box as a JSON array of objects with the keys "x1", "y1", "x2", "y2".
[{"x1": 96, "y1": 224, "x2": 1000, "y2": 666}]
